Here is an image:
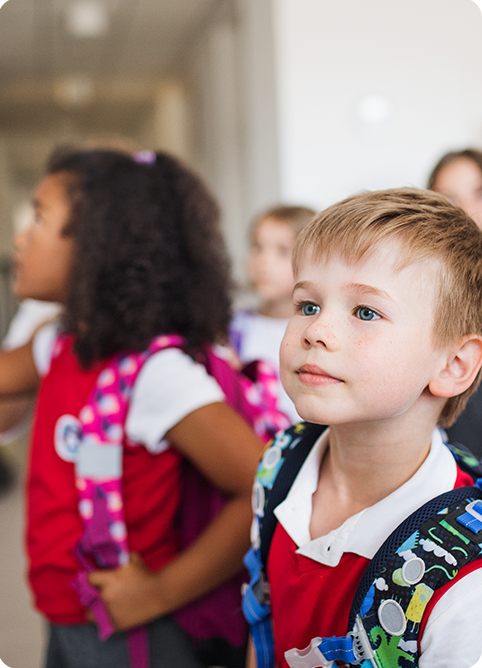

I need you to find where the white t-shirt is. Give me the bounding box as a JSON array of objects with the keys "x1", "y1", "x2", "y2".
[
  {"x1": 33, "y1": 324, "x2": 225, "y2": 450},
  {"x1": 270, "y1": 428, "x2": 482, "y2": 668},
  {"x1": 230, "y1": 309, "x2": 299, "y2": 424},
  {"x1": 3, "y1": 299, "x2": 61, "y2": 350},
  {"x1": 0, "y1": 300, "x2": 62, "y2": 444}
]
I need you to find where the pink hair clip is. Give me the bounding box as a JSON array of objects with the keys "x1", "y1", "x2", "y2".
[{"x1": 133, "y1": 150, "x2": 156, "y2": 164}]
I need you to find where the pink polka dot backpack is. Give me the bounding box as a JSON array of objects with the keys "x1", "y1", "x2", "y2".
[{"x1": 69, "y1": 334, "x2": 291, "y2": 668}]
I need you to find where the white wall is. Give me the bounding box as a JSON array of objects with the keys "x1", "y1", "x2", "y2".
[
  {"x1": 179, "y1": 0, "x2": 482, "y2": 280},
  {"x1": 272, "y1": 0, "x2": 482, "y2": 209}
]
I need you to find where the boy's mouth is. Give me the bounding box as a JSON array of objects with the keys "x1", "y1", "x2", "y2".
[{"x1": 296, "y1": 364, "x2": 342, "y2": 386}]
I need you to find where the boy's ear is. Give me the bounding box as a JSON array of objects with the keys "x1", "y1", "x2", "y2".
[{"x1": 429, "y1": 335, "x2": 482, "y2": 398}]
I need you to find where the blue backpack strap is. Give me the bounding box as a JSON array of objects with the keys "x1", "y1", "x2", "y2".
[
  {"x1": 242, "y1": 547, "x2": 274, "y2": 668},
  {"x1": 243, "y1": 422, "x2": 327, "y2": 668},
  {"x1": 286, "y1": 485, "x2": 482, "y2": 668}
]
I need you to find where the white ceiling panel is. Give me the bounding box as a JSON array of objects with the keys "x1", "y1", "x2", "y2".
[
  {"x1": 0, "y1": 0, "x2": 219, "y2": 80},
  {"x1": 0, "y1": 0, "x2": 223, "y2": 181}
]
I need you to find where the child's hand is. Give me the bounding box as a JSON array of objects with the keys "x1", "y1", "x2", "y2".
[{"x1": 88, "y1": 552, "x2": 166, "y2": 631}]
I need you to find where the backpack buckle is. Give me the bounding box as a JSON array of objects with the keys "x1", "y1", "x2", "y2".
[
  {"x1": 348, "y1": 615, "x2": 377, "y2": 666},
  {"x1": 285, "y1": 637, "x2": 333, "y2": 668},
  {"x1": 456, "y1": 499, "x2": 482, "y2": 535}
]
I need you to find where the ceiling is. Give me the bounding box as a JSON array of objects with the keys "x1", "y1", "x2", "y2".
[
  {"x1": 0, "y1": 0, "x2": 219, "y2": 82},
  {"x1": 0, "y1": 0, "x2": 223, "y2": 184},
  {"x1": 0, "y1": 0, "x2": 214, "y2": 80}
]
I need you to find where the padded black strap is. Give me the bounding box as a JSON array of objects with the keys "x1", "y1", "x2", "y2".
[
  {"x1": 348, "y1": 485, "x2": 482, "y2": 631},
  {"x1": 259, "y1": 422, "x2": 327, "y2": 568}
]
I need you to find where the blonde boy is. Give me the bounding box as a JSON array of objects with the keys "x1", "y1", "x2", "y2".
[{"x1": 248, "y1": 188, "x2": 482, "y2": 668}]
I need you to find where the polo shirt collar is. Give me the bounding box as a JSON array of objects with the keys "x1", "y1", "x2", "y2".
[{"x1": 274, "y1": 428, "x2": 457, "y2": 567}]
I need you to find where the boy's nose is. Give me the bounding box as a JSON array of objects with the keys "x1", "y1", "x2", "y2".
[{"x1": 302, "y1": 312, "x2": 338, "y2": 350}]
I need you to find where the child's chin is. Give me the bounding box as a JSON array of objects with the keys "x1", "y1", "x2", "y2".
[{"x1": 293, "y1": 402, "x2": 328, "y2": 426}]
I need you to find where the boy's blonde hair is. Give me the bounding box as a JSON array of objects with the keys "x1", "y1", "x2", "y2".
[{"x1": 292, "y1": 187, "x2": 482, "y2": 427}]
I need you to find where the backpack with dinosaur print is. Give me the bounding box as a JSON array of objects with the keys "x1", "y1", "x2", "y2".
[{"x1": 242, "y1": 422, "x2": 482, "y2": 668}]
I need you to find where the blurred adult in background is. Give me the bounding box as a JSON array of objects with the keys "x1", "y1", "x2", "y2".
[
  {"x1": 429, "y1": 148, "x2": 482, "y2": 229},
  {"x1": 429, "y1": 148, "x2": 482, "y2": 457}
]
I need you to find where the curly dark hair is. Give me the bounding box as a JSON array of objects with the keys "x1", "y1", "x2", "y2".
[{"x1": 46, "y1": 148, "x2": 233, "y2": 367}]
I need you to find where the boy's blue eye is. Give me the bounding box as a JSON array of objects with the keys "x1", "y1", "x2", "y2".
[
  {"x1": 301, "y1": 302, "x2": 320, "y2": 316},
  {"x1": 355, "y1": 306, "x2": 380, "y2": 321}
]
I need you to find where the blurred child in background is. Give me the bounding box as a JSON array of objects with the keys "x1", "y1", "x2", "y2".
[{"x1": 230, "y1": 205, "x2": 315, "y2": 423}]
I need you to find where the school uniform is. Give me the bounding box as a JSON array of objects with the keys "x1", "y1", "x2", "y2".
[{"x1": 257, "y1": 428, "x2": 482, "y2": 668}]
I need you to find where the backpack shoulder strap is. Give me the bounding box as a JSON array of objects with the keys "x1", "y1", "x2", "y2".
[
  {"x1": 242, "y1": 422, "x2": 326, "y2": 668},
  {"x1": 202, "y1": 344, "x2": 291, "y2": 444},
  {"x1": 72, "y1": 334, "x2": 185, "y2": 643},
  {"x1": 285, "y1": 484, "x2": 482, "y2": 668},
  {"x1": 256, "y1": 422, "x2": 327, "y2": 567},
  {"x1": 348, "y1": 485, "x2": 482, "y2": 663}
]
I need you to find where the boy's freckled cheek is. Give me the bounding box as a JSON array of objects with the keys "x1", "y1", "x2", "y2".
[
  {"x1": 350, "y1": 336, "x2": 364, "y2": 349},
  {"x1": 348, "y1": 334, "x2": 377, "y2": 353},
  {"x1": 279, "y1": 339, "x2": 295, "y2": 369}
]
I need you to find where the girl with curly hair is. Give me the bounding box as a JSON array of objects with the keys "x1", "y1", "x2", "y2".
[{"x1": 0, "y1": 148, "x2": 261, "y2": 668}]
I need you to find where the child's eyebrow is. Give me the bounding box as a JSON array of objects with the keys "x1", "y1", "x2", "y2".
[
  {"x1": 346, "y1": 282, "x2": 395, "y2": 302},
  {"x1": 293, "y1": 280, "x2": 396, "y2": 304},
  {"x1": 293, "y1": 280, "x2": 313, "y2": 292}
]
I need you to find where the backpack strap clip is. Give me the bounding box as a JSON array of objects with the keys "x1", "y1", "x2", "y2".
[
  {"x1": 284, "y1": 614, "x2": 378, "y2": 668},
  {"x1": 457, "y1": 499, "x2": 482, "y2": 535},
  {"x1": 347, "y1": 615, "x2": 377, "y2": 666},
  {"x1": 285, "y1": 637, "x2": 333, "y2": 668},
  {"x1": 285, "y1": 634, "x2": 366, "y2": 667},
  {"x1": 252, "y1": 562, "x2": 270, "y2": 607}
]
